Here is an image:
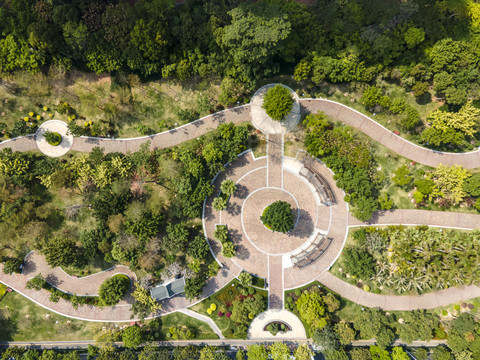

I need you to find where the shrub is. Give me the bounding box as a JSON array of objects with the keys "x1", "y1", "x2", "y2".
[
  {"x1": 343, "y1": 247, "x2": 376, "y2": 279},
  {"x1": 260, "y1": 200, "x2": 295, "y2": 233},
  {"x1": 99, "y1": 274, "x2": 130, "y2": 306},
  {"x1": 262, "y1": 85, "x2": 294, "y2": 121},
  {"x1": 26, "y1": 274, "x2": 46, "y2": 291},
  {"x1": 287, "y1": 296, "x2": 293, "y2": 303},
  {"x1": 44, "y1": 131, "x2": 62, "y2": 146},
  {"x1": 294, "y1": 289, "x2": 301, "y2": 296}
]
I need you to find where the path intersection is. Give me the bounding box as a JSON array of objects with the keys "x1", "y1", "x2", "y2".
[{"x1": 0, "y1": 84, "x2": 480, "y2": 339}]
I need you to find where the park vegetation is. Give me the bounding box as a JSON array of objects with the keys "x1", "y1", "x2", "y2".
[
  {"x1": 0, "y1": 123, "x2": 253, "y2": 311},
  {"x1": 261, "y1": 85, "x2": 294, "y2": 121},
  {"x1": 260, "y1": 200, "x2": 295, "y2": 233},
  {"x1": 338, "y1": 226, "x2": 480, "y2": 294}
]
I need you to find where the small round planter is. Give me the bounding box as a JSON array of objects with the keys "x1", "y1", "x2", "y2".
[{"x1": 46, "y1": 132, "x2": 62, "y2": 146}]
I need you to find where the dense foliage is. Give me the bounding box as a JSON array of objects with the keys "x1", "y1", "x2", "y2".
[
  {"x1": 343, "y1": 226, "x2": 480, "y2": 293},
  {"x1": 260, "y1": 201, "x2": 295, "y2": 233},
  {"x1": 261, "y1": 85, "x2": 293, "y2": 121},
  {"x1": 0, "y1": 123, "x2": 252, "y2": 309},
  {"x1": 98, "y1": 274, "x2": 130, "y2": 306},
  {"x1": 304, "y1": 113, "x2": 380, "y2": 221}
]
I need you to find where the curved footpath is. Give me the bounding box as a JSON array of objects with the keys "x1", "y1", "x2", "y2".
[
  {"x1": 1, "y1": 99, "x2": 480, "y2": 169},
  {"x1": 317, "y1": 209, "x2": 480, "y2": 311},
  {"x1": 0, "y1": 251, "x2": 235, "y2": 322}
]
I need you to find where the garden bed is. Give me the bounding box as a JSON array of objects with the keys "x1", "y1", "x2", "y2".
[
  {"x1": 189, "y1": 279, "x2": 268, "y2": 339},
  {"x1": 263, "y1": 321, "x2": 291, "y2": 336}
]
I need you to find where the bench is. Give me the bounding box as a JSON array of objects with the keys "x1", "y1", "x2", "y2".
[
  {"x1": 303, "y1": 164, "x2": 336, "y2": 205},
  {"x1": 296, "y1": 237, "x2": 333, "y2": 269}
]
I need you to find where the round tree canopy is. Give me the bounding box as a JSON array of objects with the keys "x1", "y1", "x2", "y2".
[
  {"x1": 260, "y1": 200, "x2": 295, "y2": 233},
  {"x1": 262, "y1": 85, "x2": 294, "y2": 122}
]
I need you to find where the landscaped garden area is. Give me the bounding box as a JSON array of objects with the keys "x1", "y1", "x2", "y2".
[
  {"x1": 190, "y1": 278, "x2": 268, "y2": 339},
  {"x1": 331, "y1": 226, "x2": 480, "y2": 295}
]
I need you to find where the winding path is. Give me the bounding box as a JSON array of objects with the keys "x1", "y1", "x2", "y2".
[
  {"x1": 1, "y1": 99, "x2": 479, "y2": 169},
  {"x1": 1, "y1": 94, "x2": 480, "y2": 321}
]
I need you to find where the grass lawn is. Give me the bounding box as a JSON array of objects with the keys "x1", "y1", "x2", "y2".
[
  {"x1": 0, "y1": 291, "x2": 117, "y2": 341},
  {"x1": 189, "y1": 279, "x2": 268, "y2": 339},
  {"x1": 0, "y1": 70, "x2": 221, "y2": 140},
  {"x1": 158, "y1": 312, "x2": 218, "y2": 340}
]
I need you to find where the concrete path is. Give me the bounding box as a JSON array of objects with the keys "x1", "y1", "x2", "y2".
[
  {"x1": 266, "y1": 134, "x2": 283, "y2": 188},
  {"x1": 300, "y1": 99, "x2": 480, "y2": 169},
  {"x1": 247, "y1": 309, "x2": 306, "y2": 340},
  {"x1": 1, "y1": 98, "x2": 479, "y2": 169},
  {"x1": 35, "y1": 120, "x2": 73, "y2": 157},
  {"x1": 177, "y1": 308, "x2": 225, "y2": 339},
  {"x1": 22, "y1": 252, "x2": 136, "y2": 296},
  {"x1": 319, "y1": 271, "x2": 480, "y2": 311},
  {"x1": 348, "y1": 209, "x2": 480, "y2": 230}
]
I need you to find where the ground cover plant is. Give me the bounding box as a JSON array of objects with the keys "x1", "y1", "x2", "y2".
[
  {"x1": 262, "y1": 85, "x2": 293, "y2": 121},
  {"x1": 44, "y1": 130, "x2": 62, "y2": 146},
  {"x1": 190, "y1": 279, "x2": 267, "y2": 339},
  {"x1": 334, "y1": 226, "x2": 480, "y2": 294},
  {"x1": 260, "y1": 200, "x2": 295, "y2": 233}
]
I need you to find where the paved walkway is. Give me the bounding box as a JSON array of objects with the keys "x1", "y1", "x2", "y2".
[
  {"x1": 319, "y1": 271, "x2": 480, "y2": 311},
  {"x1": 267, "y1": 134, "x2": 283, "y2": 188},
  {"x1": 35, "y1": 120, "x2": 73, "y2": 157},
  {"x1": 348, "y1": 209, "x2": 480, "y2": 230},
  {"x1": 250, "y1": 84, "x2": 301, "y2": 134},
  {"x1": 300, "y1": 99, "x2": 480, "y2": 169},
  {"x1": 178, "y1": 308, "x2": 225, "y2": 339},
  {"x1": 2, "y1": 98, "x2": 479, "y2": 169}
]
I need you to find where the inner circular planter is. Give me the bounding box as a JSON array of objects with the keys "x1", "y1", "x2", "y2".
[
  {"x1": 260, "y1": 200, "x2": 295, "y2": 233},
  {"x1": 46, "y1": 132, "x2": 63, "y2": 146}
]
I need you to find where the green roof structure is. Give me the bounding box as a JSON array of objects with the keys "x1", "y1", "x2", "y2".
[{"x1": 150, "y1": 277, "x2": 186, "y2": 301}]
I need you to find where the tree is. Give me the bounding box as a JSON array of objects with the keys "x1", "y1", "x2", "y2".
[
  {"x1": 213, "y1": 197, "x2": 227, "y2": 211},
  {"x1": 268, "y1": 342, "x2": 290, "y2": 360},
  {"x1": 122, "y1": 325, "x2": 144, "y2": 349},
  {"x1": 131, "y1": 283, "x2": 162, "y2": 319},
  {"x1": 429, "y1": 164, "x2": 471, "y2": 204},
  {"x1": 222, "y1": 241, "x2": 236, "y2": 258},
  {"x1": 230, "y1": 294, "x2": 266, "y2": 324},
  {"x1": 293, "y1": 345, "x2": 314, "y2": 360},
  {"x1": 42, "y1": 237, "x2": 78, "y2": 268},
  {"x1": 235, "y1": 349, "x2": 246, "y2": 360},
  {"x1": 260, "y1": 201, "x2": 295, "y2": 233},
  {"x1": 130, "y1": 19, "x2": 168, "y2": 63},
  {"x1": 355, "y1": 309, "x2": 393, "y2": 346},
  {"x1": 369, "y1": 346, "x2": 390, "y2": 360},
  {"x1": 185, "y1": 274, "x2": 207, "y2": 300},
  {"x1": 404, "y1": 27, "x2": 425, "y2": 49},
  {"x1": 43, "y1": 131, "x2": 62, "y2": 146},
  {"x1": 349, "y1": 348, "x2": 372, "y2": 360},
  {"x1": 138, "y1": 345, "x2": 170, "y2": 360},
  {"x1": 323, "y1": 349, "x2": 349, "y2": 360},
  {"x1": 188, "y1": 236, "x2": 210, "y2": 261},
  {"x1": 98, "y1": 275, "x2": 130, "y2": 306},
  {"x1": 26, "y1": 274, "x2": 46, "y2": 291},
  {"x1": 262, "y1": 85, "x2": 294, "y2": 121},
  {"x1": 238, "y1": 271, "x2": 253, "y2": 287},
  {"x1": 172, "y1": 345, "x2": 199, "y2": 360},
  {"x1": 431, "y1": 346, "x2": 453, "y2": 360},
  {"x1": 313, "y1": 325, "x2": 339, "y2": 351},
  {"x1": 246, "y1": 345, "x2": 268, "y2": 360},
  {"x1": 463, "y1": 174, "x2": 480, "y2": 197},
  {"x1": 391, "y1": 347, "x2": 409, "y2": 360},
  {"x1": 220, "y1": 179, "x2": 236, "y2": 196},
  {"x1": 335, "y1": 322, "x2": 356, "y2": 345},
  {"x1": 163, "y1": 223, "x2": 189, "y2": 254},
  {"x1": 2, "y1": 257, "x2": 23, "y2": 275},
  {"x1": 392, "y1": 165, "x2": 412, "y2": 187},
  {"x1": 395, "y1": 310, "x2": 438, "y2": 343},
  {"x1": 343, "y1": 247, "x2": 376, "y2": 279},
  {"x1": 217, "y1": 2, "x2": 291, "y2": 83},
  {"x1": 296, "y1": 290, "x2": 327, "y2": 329}
]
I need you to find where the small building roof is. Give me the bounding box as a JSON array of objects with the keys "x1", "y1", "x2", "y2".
[{"x1": 150, "y1": 277, "x2": 186, "y2": 301}]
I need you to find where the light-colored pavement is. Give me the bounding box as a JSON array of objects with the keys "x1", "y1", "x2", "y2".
[
  {"x1": 348, "y1": 209, "x2": 480, "y2": 230},
  {"x1": 177, "y1": 308, "x2": 225, "y2": 339},
  {"x1": 35, "y1": 120, "x2": 74, "y2": 157},
  {"x1": 247, "y1": 309, "x2": 307, "y2": 340},
  {"x1": 319, "y1": 271, "x2": 480, "y2": 311},
  {"x1": 299, "y1": 99, "x2": 480, "y2": 169},
  {"x1": 1, "y1": 98, "x2": 480, "y2": 169},
  {"x1": 250, "y1": 84, "x2": 301, "y2": 135}
]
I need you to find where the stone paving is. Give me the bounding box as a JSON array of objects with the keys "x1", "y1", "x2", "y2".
[
  {"x1": 35, "y1": 120, "x2": 73, "y2": 157},
  {"x1": 2, "y1": 87, "x2": 480, "y2": 326}
]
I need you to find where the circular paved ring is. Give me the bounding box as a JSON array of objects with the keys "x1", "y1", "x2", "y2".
[
  {"x1": 35, "y1": 120, "x2": 74, "y2": 157},
  {"x1": 250, "y1": 83, "x2": 301, "y2": 135}
]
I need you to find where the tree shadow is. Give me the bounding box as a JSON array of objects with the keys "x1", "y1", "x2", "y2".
[
  {"x1": 415, "y1": 92, "x2": 432, "y2": 105},
  {"x1": 0, "y1": 310, "x2": 18, "y2": 341}
]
